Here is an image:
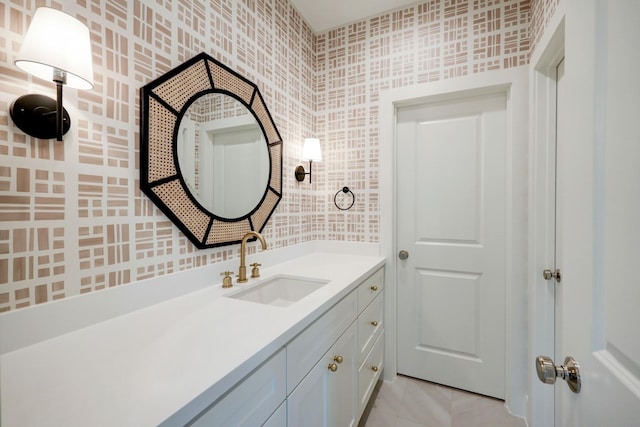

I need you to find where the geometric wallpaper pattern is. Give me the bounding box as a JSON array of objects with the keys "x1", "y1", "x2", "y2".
[{"x1": 0, "y1": 0, "x2": 552, "y2": 312}]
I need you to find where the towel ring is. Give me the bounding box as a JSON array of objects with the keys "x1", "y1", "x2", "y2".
[{"x1": 334, "y1": 186, "x2": 355, "y2": 211}]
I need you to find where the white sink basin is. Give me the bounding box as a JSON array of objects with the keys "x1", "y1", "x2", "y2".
[{"x1": 226, "y1": 275, "x2": 330, "y2": 307}]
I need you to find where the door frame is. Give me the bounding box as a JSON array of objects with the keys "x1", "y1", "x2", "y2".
[
  {"x1": 379, "y1": 67, "x2": 529, "y2": 417},
  {"x1": 528, "y1": 6, "x2": 566, "y2": 427}
]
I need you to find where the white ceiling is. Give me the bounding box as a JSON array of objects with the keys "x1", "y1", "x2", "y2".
[{"x1": 289, "y1": 0, "x2": 421, "y2": 32}]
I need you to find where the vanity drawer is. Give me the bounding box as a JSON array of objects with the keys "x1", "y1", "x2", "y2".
[
  {"x1": 357, "y1": 293, "x2": 383, "y2": 364},
  {"x1": 357, "y1": 268, "x2": 384, "y2": 313},
  {"x1": 190, "y1": 348, "x2": 285, "y2": 427},
  {"x1": 286, "y1": 291, "x2": 357, "y2": 393},
  {"x1": 358, "y1": 332, "x2": 384, "y2": 417}
]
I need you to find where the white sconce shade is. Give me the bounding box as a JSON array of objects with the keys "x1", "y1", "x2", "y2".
[
  {"x1": 295, "y1": 138, "x2": 322, "y2": 183},
  {"x1": 15, "y1": 7, "x2": 94, "y2": 90},
  {"x1": 301, "y1": 138, "x2": 322, "y2": 162}
]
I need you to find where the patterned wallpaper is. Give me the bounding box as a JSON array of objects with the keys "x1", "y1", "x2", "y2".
[
  {"x1": 0, "y1": 0, "x2": 546, "y2": 313},
  {"x1": 530, "y1": 0, "x2": 561, "y2": 54},
  {"x1": 312, "y1": 0, "x2": 532, "y2": 244}
]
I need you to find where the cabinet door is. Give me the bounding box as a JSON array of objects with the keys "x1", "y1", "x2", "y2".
[
  {"x1": 188, "y1": 349, "x2": 286, "y2": 427},
  {"x1": 287, "y1": 292, "x2": 357, "y2": 393},
  {"x1": 263, "y1": 401, "x2": 286, "y2": 427},
  {"x1": 288, "y1": 322, "x2": 358, "y2": 427}
]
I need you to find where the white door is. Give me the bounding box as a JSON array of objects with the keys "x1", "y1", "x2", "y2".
[
  {"x1": 209, "y1": 128, "x2": 265, "y2": 218},
  {"x1": 396, "y1": 92, "x2": 507, "y2": 399},
  {"x1": 544, "y1": 1, "x2": 640, "y2": 425}
]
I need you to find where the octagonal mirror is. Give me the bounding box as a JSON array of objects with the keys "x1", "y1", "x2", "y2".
[{"x1": 140, "y1": 52, "x2": 283, "y2": 248}]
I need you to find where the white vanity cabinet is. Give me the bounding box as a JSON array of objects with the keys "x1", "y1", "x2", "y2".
[
  {"x1": 188, "y1": 348, "x2": 286, "y2": 427},
  {"x1": 287, "y1": 267, "x2": 384, "y2": 427},
  {"x1": 174, "y1": 267, "x2": 384, "y2": 427},
  {"x1": 0, "y1": 250, "x2": 386, "y2": 426}
]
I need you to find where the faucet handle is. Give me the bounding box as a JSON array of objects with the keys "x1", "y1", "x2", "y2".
[
  {"x1": 250, "y1": 262, "x2": 262, "y2": 278},
  {"x1": 220, "y1": 271, "x2": 233, "y2": 288}
]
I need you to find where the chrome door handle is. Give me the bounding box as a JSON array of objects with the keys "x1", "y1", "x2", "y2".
[
  {"x1": 543, "y1": 268, "x2": 561, "y2": 283},
  {"x1": 398, "y1": 250, "x2": 409, "y2": 260},
  {"x1": 536, "y1": 355, "x2": 581, "y2": 393}
]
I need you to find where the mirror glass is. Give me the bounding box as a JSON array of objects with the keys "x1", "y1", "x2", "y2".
[{"x1": 176, "y1": 93, "x2": 270, "y2": 219}]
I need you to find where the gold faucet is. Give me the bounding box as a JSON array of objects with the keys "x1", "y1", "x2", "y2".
[{"x1": 238, "y1": 231, "x2": 267, "y2": 283}]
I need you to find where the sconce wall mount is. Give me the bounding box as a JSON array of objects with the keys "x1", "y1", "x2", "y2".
[
  {"x1": 10, "y1": 94, "x2": 70, "y2": 140},
  {"x1": 294, "y1": 164, "x2": 311, "y2": 182}
]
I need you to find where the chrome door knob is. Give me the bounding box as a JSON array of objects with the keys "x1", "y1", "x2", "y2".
[
  {"x1": 399, "y1": 250, "x2": 409, "y2": 260},
  {"x1": 536, "y1": 355, "x2": 581, "y2": 393},
  {"x1": 543, "y1": 268, "x2": 562, "y2": 283},
  {"x1": 536, "y1": 355, "x2": 557, "y2": 384}
]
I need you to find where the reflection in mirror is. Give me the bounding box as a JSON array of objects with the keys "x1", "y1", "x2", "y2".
[{"x1": 177, "y1": 93, "x2": 270, "y2": 219}]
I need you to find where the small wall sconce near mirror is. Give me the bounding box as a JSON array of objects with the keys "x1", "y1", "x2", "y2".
[
  {"x1": 295, "y1": 138, "x2": 322, "y2": 183},
  {"x1": 9, "y1": 7, "x2": 94, "y2": 141}
]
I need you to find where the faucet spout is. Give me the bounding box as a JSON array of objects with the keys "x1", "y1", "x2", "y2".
[{"x1": 238, "y1": 231, "x2": 267, "y2": 283}]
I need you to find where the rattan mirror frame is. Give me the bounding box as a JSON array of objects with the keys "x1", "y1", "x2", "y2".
[{"x1": 140, "y1": 52, "x2": 283, "y2": 248}]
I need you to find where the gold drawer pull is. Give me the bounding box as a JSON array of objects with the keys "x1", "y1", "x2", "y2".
[
  {"x1": 371, "y1": 365, "x2": 379, "y2": 372},
  {"x1": 370, "y1": 285, "x2": 378, "y2": 291},
  {"x1": 371, "y1": 321, "x2": 378, "y2": 327},
  {"x1": 328, "y1": 363, "x2": 338, "y2": 372},
  {"x1": 334, "y1": 355, "x2": 343, "y2": 364}
]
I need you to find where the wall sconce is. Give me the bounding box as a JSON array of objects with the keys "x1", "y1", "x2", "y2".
[
  {"x1": 9, "y1": 7, "x2": 94, "y2": 141},
  {"x1": 295, "y1": 138, "x2": 322, "y2": 183}
]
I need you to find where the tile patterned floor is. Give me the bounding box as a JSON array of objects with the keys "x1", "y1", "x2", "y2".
[{"x1": 363, "y1": 375, "x2": 527, "y2": 427}]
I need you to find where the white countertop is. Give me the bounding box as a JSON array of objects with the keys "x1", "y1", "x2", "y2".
[{"x1": 0, "y1": 243, "x2": 385, "y2": 426}]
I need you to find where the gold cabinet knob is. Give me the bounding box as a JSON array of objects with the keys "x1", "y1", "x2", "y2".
[
  {"x1": 371, "y1": 320, "x2": 378, "y2": 327},
  {"x1": 371, "y1": 365, "x2": 379, "y2": 372},
  {"x1": 334, "y1": 355, "x2": 343, "y2": 364},
  {"x1": 328, "y1": 363, "x2": 338, "y2": 372},
  {"x1": 370, "y1": 285, "x2": 378, "y2": 291}
]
